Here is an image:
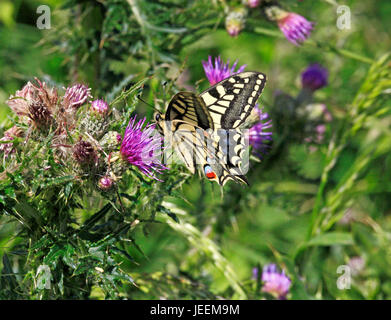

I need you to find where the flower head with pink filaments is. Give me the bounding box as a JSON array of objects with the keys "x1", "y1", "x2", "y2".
[
  {"x1": 249, "y1": 106, "x2": 273, "y2": 158},
  {"x1": 262, "y1": 264, "x2": 291, "y2": 299},
  {"x1": 120, "y1": 116, "x2": 168, "y2": 181},
  {"x1": 63, "y1": 83, "x2": 92, "y2": 109},
  {"x1": 202, "y1": 56, "x2": 246, "y2": 86}
]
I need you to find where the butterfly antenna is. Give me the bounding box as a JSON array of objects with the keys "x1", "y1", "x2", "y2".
[
  {"x1": 161, "y1": 81, "x2": 168, "y2": 105},
  {"x1": 137, "y1": 94, "x2": 157, "y2": 112}
]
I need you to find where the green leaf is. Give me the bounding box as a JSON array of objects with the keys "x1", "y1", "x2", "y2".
[
  {"x1": 80, "y1": 203, "x2": 113, "y2": 231},
  {"x1": 1, "y1": 253, "x2": 18, "y2": 290},
  {"x1": 109, "y1": 77, "x2": 149, "y2": 107},
  {"x1": 294, "y1": 232, "x2": 354, "y2": 260},
  {"x1": 306, "y1": 232, "x2": 354, "y2": 247},
  {"x1": 43, "y1": 245, "x2": 65, "y2": 264}
]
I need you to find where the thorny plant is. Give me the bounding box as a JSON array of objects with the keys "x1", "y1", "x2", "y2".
[{"x1": 0, "y1": 0, "x2": 390, "y2": 300}]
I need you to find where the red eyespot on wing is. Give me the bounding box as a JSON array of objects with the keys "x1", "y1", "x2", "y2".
[
  {"x1": 206, "y1": 171, "x2": 216, "y2": 179},
  {"x1": 204, "y1": 165, "x2": 216, "y2": 180}
]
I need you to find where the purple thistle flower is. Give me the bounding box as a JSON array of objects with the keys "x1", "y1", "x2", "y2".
[
  {"x1": 301, "y1": 64, "x2": 329, "y2": 91},
  {"x1": 262, "y1": 264, "x2": 291, "y2": 300},
  {"x1": 248, "y1": 106, "x2": 272, "y2": 158},
  {"x1": 202, "y1": 56, "x2": 247, "y2": 86},
  {"x1": 120, "y1": 116, "x2": 168, "y2": 181},
  {"x1": 63, "y1": 83, "x2": 92, "y2": 109},
  {"x1": 91, "y1": 99, "x2": 109, "y2": 115},
  {"x1": 277, "y1": 12, "x2": 314, "y2": 46}
]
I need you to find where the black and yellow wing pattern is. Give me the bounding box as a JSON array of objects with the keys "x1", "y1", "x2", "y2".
[
  {"x1": 200, "y1": 72, "x2": 266, "y2": 129},
  {"x1": 158, "y1": 71, "x2": 266, "y2": 186}
]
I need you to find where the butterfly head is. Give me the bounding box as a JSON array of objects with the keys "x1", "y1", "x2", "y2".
[{"x1": 154, "y1": 111, "x2": 165, "y2": 134}]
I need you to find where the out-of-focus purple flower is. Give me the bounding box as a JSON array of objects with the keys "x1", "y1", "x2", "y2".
[
  {"x1": 348, "y1": 256, "x2": 365, "y2": 276},
  {"x1": 315, "y1": 124, "x2": 326, "y2": 143},
  {"x1": 300, "y1": 103, "x2": 332, "y2": 150},
  {"x1": 322, "y1": 105, "x2": 333, "y2": 123},
  {"x1": 225, "y1": 8, "x2": 247, "y2": 38},
  {"x1": 338, "y1": 208, "x2": 357, "y2": 225},
  {"x1": 120, "y1": 116, "x2": 167, "y2": 181},
  {"x1": 261, "y1": 264, "x2": 291, "y2": 299},
  {"x1": 98, "y1": 176, "x2": 114, "y2": 190},
  {"x1": 252, "y1": 267, "x2": 259, "y2": 280},
  {"x1": 277, "y1": 12, "x2": 314, "y2": 46},
  {"x1": 248, "y1": 106, "x2": 272, "y2": 158},
  {"x1": 63, "y1": 84, "x2": 92, "y2": 109},
  {"x1": 244, "y1": 0, "x2": 260, "y2": 8},
  {"x1": 202, "y1": 56, "x2": 247, "y2": 86},
  {"x1": 301, "y1": 64, "x2": 328, "y2": 91},
  {"x1": 91, "y1": 99, "x2": 109, "y2": 115}
]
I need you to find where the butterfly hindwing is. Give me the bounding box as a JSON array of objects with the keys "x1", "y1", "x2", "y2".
[
  {"x1": 164, "y1": 120, "x2": 211, "y2": 175},
  {"x1": 206, "y1": 128, "x2": 249, "y2": 186},
  {"x1": 200, "y1": 72, "x2": 266, "y2": 129}
]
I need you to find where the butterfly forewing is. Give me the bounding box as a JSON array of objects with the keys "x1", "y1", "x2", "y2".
[
  {"x1": 166, "y1": 92, "x2": 213, "y2": 130},
  {"x1": 200, "y1": 72, "x2": 266, "y2": 129}
]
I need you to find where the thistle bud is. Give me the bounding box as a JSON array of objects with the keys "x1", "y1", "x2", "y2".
[
  {"x1": 265, "y1": 6, "x2": 314, "y2": 46},
  {"x1": 73, "y1": 140, "x2": 97, "y2": 165},
  {"x1": 98, "y1": 176, "x2": 114, "y2": 190},
  {"x1": 6, "y1": 82, "x2": 34, "y2": 117},
  {"x1": 6, "y1": 79, "x2": 58, "y2": 121},
  {"x1": 0, "y1": 126, "x2": 24, "y2": 158},
  {"x1": 33, "y1": 78, "x2": 58, "y2": 110},
  {"x1": 91, "y1": 99, "x2": 109, "y2": 115},
  {"x1": 225, "y1": 8, "x2": 247, "y2": 37},
  {"x1": 107, "y1": 151, "x2": 126, "y2": 179},
  {"x1": 79, "y1": 112, "x2": 109, "y2": 139},
  {"x1": 100, "y1": 131, "x2": 122, "y2": 152},
  {"x1": 62, "y1": 84, "x2": 92, "y2": 109},
  {"x1": 29, "y1": 102, "x2": 52, "y2": 128}
]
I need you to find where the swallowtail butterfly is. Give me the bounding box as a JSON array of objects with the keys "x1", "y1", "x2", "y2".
[{"x1": 155, "y1": 72, "x2": 266, "y2": 186}]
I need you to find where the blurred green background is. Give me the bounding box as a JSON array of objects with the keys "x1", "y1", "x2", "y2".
[{"x1": 1, "y1": 0, "x2": 391, "y2": 299}]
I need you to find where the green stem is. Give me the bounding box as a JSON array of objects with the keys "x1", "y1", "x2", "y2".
[{"x1": 252, "y1": 27, "x2": 374, "y2": 64}]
